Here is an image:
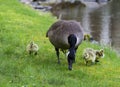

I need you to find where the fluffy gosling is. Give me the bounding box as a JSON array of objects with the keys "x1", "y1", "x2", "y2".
[
  {"x1": 83, "y1": 48, "x2": 96, "y2": 65},
  {"x1": 84, "y1": 34, "x2": 98, "y2": 44},
  {"x1": 83, "y1": 48, "x2": 104, "y2": 65},
  {"x1": 26, "y1": 41, "x2": 39, "y2": 55}
]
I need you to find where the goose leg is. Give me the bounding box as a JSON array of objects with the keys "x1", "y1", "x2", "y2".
[{"x1": 55, "y1": 48, "x2": 60, "y2": 64}]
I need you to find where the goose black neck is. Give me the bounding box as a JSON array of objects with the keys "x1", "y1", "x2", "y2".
[
  {"x1": 67, "y1": 34, "x2": 77, "y2": 70},
  {"x1": 68, "y1": 34, "x2": 77, "y2": 58},
  {"x1": 68, "y1": 34, "x2": 77, "y2": 49}
]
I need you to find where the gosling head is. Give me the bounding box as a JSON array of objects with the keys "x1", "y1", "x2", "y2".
[
  {"x1": 84, "y1": 34, "x2": 90, "y2": 41},
  {"x1": 30, "y1": 41, "x2": 34, "y2": 46},
  {"x1": 96, "y1": 49, "x2": 104, "y2": 58}
]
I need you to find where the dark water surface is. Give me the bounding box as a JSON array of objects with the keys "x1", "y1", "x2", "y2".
[{"x1": 50, "y1": 0, "x2": 120, "y2": 53}]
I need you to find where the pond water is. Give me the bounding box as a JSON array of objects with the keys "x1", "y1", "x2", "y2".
[{"x1": 50, "y1": 0, "x2": 120, "y2": 53}]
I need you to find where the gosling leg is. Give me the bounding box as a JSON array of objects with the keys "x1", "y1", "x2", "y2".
[
  {"x1": 29, "y1": 51, "x2": 32, "y2": 55},
  {"x1": 34, "y1": 52, "x2": 37, "y2": 55}
]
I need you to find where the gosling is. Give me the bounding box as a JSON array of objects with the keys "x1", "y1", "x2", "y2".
[
  {"x1": 26, "y1": 41, "x2": 39, "y2": 55},
  {"x1": 84, "y1": 34, "x2": 98, "y2": 44},
  {"x1": 83, "y1": 48, "x2": 104, "y2": 65}
]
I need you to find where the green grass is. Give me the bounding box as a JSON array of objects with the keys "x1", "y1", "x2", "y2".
[{"x1": 0, "y1": 0, "x2": 120, "y2": 87}]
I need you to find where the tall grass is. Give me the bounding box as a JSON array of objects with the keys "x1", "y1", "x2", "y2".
[{"x1": 0, "y1": 0, "x2": 120, "y2": 87}]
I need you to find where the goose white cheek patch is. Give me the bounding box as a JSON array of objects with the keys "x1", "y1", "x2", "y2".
[{"x1": 66, "y1": 51, "x2": 70, "y2": 57}]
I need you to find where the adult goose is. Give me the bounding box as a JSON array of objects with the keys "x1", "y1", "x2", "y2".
[{"x1": 46, "y1": 20, "x2": 84, "y2": 70}]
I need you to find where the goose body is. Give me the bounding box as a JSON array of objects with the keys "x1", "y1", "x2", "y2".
[{"x1": 46, "y1": 20, "x2": 83, "y2": 49}]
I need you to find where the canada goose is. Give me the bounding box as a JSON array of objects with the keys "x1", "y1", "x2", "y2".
[
  {"x1": 26, "y1": 41, "x2": 39, "y2": 55},
  {"x1": 46, "y1": 20, "x2": 84, "y2": 70}
]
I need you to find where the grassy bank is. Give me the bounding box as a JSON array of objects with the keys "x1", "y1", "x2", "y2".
[{"x1": 0, "y1": 0, "x2": 120, "y2": 87}]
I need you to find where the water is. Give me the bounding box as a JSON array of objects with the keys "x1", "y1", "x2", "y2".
[{"x1": 50, "y1": 0, "x2": 120, "y2": 53}]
